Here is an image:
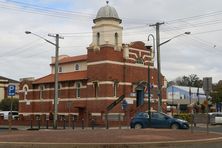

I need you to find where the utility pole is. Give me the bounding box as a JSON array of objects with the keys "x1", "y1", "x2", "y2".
[
  {"x1": 149, "y1": 22, "x2": 164, "y2": 112},
  {"x1": 25, "y1": 31, "x2": 64, "y2": 129},
  {"x1": 48, "y1": 34, "x2": 64, "y2": 129}
]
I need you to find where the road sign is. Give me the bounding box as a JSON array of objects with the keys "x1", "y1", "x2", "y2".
[
  {"x1": 203, "y1": 77, "x2": 212, "y2": 93},
  {"x1": 121, "y1": 99, "x2": 128, "y2": 110},
  {"x1": 107, "y1": 95, "x2": 125, "y2": 111},
  {"x1": 8, "y1": 85, "x2": 16, "y2": 96}
]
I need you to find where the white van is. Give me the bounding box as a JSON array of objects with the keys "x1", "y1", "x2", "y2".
[
  {"x1": 209, "y1": 112, "x2": 222, "y2": 125},
  {"x1": 0, "y1": 111, "x2": 19, "y2": 120}
]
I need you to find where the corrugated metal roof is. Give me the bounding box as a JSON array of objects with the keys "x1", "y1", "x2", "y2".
[{"x1": 171, "y1": 85, "x2": 205, "y2": 94}]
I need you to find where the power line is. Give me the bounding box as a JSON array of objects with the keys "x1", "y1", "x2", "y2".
[{"x1": 168, "y1": 10, "x2": 222, "y2": 24}]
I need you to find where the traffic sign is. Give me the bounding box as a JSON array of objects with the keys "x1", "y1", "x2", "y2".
[
  {"x1": 121, "y1": 99, "x2": 128, "y2": 110},
  {"x1": 8, "y1": 85, "x2": 16, "y2": 96}
]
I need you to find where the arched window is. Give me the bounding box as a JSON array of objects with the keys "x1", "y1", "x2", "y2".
[
  {"x1": 136, "y1": 57, "x2": 144, "y2": 64},
  {"x1": 76, "y1": 82, "x2": 81, "y2": 98},
  {"x1": 23, "y1": 86, "x2": 28, "y2": 100},
  {"x1": 113, "y1": 81, "x2": 119, "y2": 97},
  {"x1": 115, "y1": 32, "x2": 118, "y2": 46},
  {"x1": 97, "y1": 32, "x2": 100, "y2": 46},
  {"x1": 93, "y1": 81, "x2": 99, "y2": 98},
  {"x1": 59, "y1": 66, "x2": 62, "y2": 73},
  {"x1": 75, "y1": 64, "x2": 80, "y2": 71}
]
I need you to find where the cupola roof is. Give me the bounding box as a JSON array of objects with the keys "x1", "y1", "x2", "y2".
[{"x1": 93, "y1": 1, "x2": 122, "y2": 23}]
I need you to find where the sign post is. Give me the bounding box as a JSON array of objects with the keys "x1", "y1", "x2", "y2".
[
  {"x1": 7, "y1": 85, "x2": 16, "y2": 132},
  {"x1": 203, "y1": 77, "x2": 212, "y2": 134}
]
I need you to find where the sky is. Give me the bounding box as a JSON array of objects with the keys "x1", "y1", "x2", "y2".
[{"x1": 0, "y1": 0, "x2": 222, "y2": 83}]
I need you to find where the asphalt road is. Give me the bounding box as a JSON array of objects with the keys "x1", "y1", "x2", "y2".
[{"x1": 193, "y1": 124, "x2": 222, "y2": 133}]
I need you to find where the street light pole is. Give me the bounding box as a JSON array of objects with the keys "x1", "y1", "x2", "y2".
[
  {"x1": 25, "y1": 31, "x2": 63, "y2": 129},
  {"x1": 147, "y1": 34, "x2": 155, "y2": 126},
  {"x1": 148, "y1": 22, "x2": 191, "y2": 112}
]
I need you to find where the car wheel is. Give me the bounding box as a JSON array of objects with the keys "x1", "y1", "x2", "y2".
[
  {"x1": 134, "y1": 123, "x2": 143, "y2": 129},
  {"x1": 171, "y1": 123, "x2": 179, "y2": 129}
]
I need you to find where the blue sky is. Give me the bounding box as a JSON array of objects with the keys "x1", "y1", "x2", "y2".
[{"x1": 1, "y1": 0, "x2": 222, "y2": 83}]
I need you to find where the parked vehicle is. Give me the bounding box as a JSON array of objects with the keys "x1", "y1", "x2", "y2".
[
  {"x1": 130, "y1": 112, "x2": 189, "y2": 129},
  {"x1": 0, "y1": 111, "x2": 19, "y2": 120},
  {"x1": 209, "y1": 112, "x2": 222, "y2": 125}
]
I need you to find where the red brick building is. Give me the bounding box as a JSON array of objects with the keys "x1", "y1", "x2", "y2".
[{"x1": 19, "y1": 3, "x2": 167, "y2": 124}]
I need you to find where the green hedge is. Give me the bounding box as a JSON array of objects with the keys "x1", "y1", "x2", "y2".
[{"x1": 173, "y1": 113, "x2": 192, "y2": 123}]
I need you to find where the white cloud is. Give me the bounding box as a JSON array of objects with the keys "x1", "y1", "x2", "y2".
[{"x1": 0, "y1": 0, "x2": 222, "y2": 83}]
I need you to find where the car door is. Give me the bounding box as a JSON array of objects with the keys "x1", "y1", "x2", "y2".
[
  {"x1": 151, "y1": 112, "x2": 170, "y2": 128},
  {"x1": 141, "y1": 112, "x2": 149, "y2": 128}
]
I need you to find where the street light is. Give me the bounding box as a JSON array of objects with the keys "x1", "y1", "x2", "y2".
[
  {"x1": 25, "y1": 31, "x2": 63, "y2": 129},
  {"x1": 148, "y1": 32, "x2": 191, "y2": 112},
  {"x1": 147, "y1": 34, "x2": 155, "y2": 127},
  {"x1": 148, "y1": 34, "x2": 155, "y2": 59},
  {"x1": 159, "y1": 32, "x2": 191, "y2": 46}
]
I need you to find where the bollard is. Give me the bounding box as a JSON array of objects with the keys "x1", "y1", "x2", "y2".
[
  {"x1": 106, "y1": 113, "x2": 109, "y2": 129},
  {"x1": 91, "y1": 119, "x2": 95, "y2": 130},
  {"x1": 81, "y1": 118, "x2": 84, "y2": 129},
  {"x1": 118, "y1": 113, "x2": 121, "y2": 129},
  {"x1": 30, "y1": 119, "x2": 33, "y2": 129},
  {"x1": 38, "y1": 118, "x2": 41, "y2": 129},
  {"x1": 46, "y1": 120, "x2": 49, "y2": 129},
  {"x1": 63, "y1": 117, "x2": 66, "y2": 129},
  {"x1": 72, "y1": 119, "x2": 75, "y2": 130}
]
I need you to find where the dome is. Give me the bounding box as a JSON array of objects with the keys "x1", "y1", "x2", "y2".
[{"x1": 93, "y1": 2, "x2": 122, "y2": 23}]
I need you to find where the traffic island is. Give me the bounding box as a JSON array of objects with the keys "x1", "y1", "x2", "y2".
[{"x1": 0, "y1": 129, "x2": 221, "y2": 148}]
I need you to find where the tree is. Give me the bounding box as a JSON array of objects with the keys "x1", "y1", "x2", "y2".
[
  {"x1": 0, "y1": 98, "x2": 19, "y2": 111},
  {"x1": 172, "y1": 74, "x2": 202, "y2": 87},
  {"x1": 210, "y1": 82, "x2": 222, "y2": 104}
]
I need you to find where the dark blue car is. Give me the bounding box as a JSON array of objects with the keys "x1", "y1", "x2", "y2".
[{"x1": 130, "y1": 112, "x2": 189, "y2": 129}]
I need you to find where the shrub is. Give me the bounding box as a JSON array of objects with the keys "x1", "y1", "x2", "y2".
[{"x1": 173, "y1": 113, "x2": 192, "y2": 123}]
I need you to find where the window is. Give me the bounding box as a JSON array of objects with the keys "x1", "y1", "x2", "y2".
[
  {"x1": 58, "y1": 83, "x2": 62, "y2": 90},
  {"x1": 59, "y1": 66, "x2": 62, "y2": 73},
  {"x1": 136, "y1": 57, "x2": 144, "y2": 64},
  {"x1": 39, "y1": 85, "x2": 45, "y2": 99},
  {"x1": 97, "y1": 32, "x2": 100, "y2": 46},
  {"x1": 58, "y1": 83, "x2": 62, "y2": 98},
  {"x1": 115, "y1": 32, "x2": 118, "y2": 46},
  {"x1": 113, "y1": 81, "x2": 119, "y2": 97},
  {"x1": 75, "y1": 64, "x2": 80, "y2": 71},
  {"x1": 76, "y1": 82, "x2": 81, "y2": 98},
  {"x1": 93, "y1": 81, "x2": 99, "y2": 98},
  {"x1": 23, "y1": 86, "x2": 28, "y2": 100}
]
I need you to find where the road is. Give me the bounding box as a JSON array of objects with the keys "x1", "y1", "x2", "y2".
[{"x1": 193, "y1": 124, "x2": 222, "y2": 133}]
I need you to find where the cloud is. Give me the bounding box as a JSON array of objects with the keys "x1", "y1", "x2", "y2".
[{"x1": 0, "y1": 0, "x2": 222, "y2": 83}]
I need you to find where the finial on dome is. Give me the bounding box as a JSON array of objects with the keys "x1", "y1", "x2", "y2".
[{"x1": 106, "y1": 1, "x2": 109, "y2": 5}]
